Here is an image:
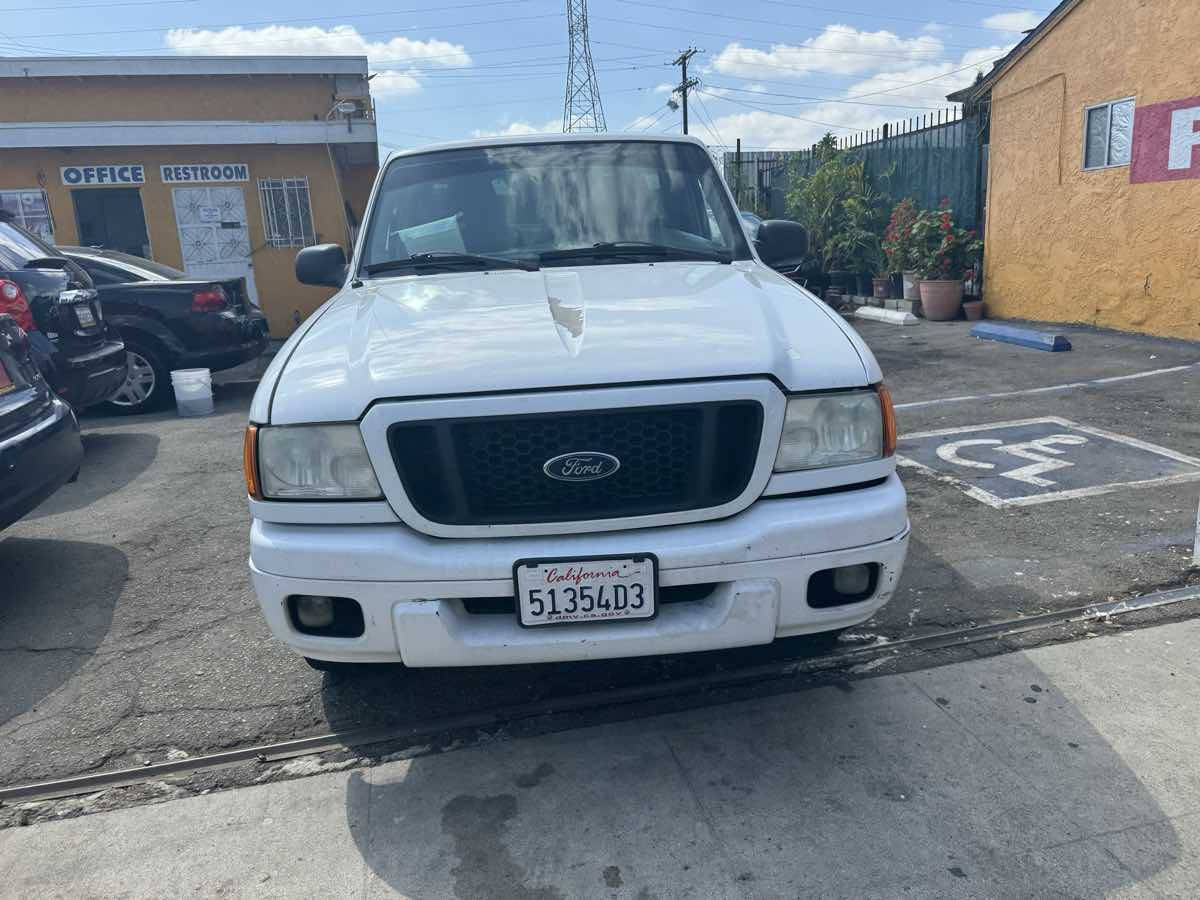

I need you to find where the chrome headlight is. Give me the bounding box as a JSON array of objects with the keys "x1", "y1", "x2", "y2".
[
  {"x1": 775, "y1": 387, "x2": 894, "y2": 472},
  {"x1": 257, "y1": 424, "x2": 382, "y2": 500}
]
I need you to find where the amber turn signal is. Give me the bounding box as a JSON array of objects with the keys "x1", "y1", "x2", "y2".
[
  {"x1": 243, "y1": 425, "x2": 262, "y2": 500},
  {"x1": 877, "y1": 383, "x2": 897, "y2": 457}
]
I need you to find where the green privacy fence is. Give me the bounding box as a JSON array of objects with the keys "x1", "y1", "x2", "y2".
[{"x1": 725, "y1": 109, "x2": 986, "y2": 231}]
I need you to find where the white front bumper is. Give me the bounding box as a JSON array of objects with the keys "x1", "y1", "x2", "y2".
[{"x1": 249, "y1": 474, "x2": 910, "y2": 667}]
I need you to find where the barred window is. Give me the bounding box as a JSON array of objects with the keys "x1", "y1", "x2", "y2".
[
  {"x1": 0, "y1": 189, "x2": 54, "y2": 242},
  {"x1": 257, "y1": 177, "x2": 316, "y2": 248}
]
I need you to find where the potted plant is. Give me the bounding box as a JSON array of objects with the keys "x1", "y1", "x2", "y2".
[
  {"x1": 882, "y1": 199, "x2": 919, "y2": 301},
  {"x1": 871, "y1": 268, "x2": 892, "y2": 300},
  {"x1": 909, "y1": 200, "x2": 982, "y2": 321},
  {"x1": 961, "y1": 268, "x2": 985, "y2": 320}
]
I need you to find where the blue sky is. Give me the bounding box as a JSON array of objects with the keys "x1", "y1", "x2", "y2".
[{"x1": 3, "y1": 0, "x2": 1050, "y2": 152}]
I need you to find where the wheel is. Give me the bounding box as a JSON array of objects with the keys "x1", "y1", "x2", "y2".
[
  {"x1": 105, "y1": 338, "x2": 171, "y2": 414},
  {"x1": 304, "y1": 656, "x2": 358, "y2": 674}
]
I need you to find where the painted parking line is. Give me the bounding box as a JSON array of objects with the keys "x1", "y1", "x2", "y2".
[
  {"x1": 893, "y1": 363, "x2": 1200, "y2": 410},
  {"x1": 896, "y1": 416, "x2": 1200, "y2": 508}
]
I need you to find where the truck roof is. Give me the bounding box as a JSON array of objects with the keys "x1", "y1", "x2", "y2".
[{"x1": 385, "y1": 132, "x2": 710, "y2": 161}]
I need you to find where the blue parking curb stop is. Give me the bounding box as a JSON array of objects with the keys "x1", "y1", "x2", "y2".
[{"x1": 971, "y1": 322, "x2": 1072, "y2": 351}]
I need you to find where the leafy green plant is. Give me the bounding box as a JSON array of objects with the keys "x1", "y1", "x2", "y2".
[
  {"x1": 909, "y1": 199, "x2": 982, "y2": 280},
  {"x1": 785, "y1": 134, "x2": 892, "y2": 277}
]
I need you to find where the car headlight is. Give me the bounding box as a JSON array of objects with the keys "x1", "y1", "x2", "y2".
[
  {"x1": 775, "y1": 386, "x2": 896, "y2": 472},
  {"x1": 252, "y1": 424, "x2": 382, "y2": 500}
]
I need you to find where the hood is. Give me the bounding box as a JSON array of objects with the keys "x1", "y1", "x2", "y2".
[{"x1": 266, "y1": 261, "x2": 876, "y2": 424}]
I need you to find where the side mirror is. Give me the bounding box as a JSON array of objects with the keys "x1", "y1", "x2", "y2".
[
  {"x1": 755, "y1": 220, "x2": 809, "y2": 269},
  {"x1": 295, "y1": 244, "x2": 347, "y2": 288}
]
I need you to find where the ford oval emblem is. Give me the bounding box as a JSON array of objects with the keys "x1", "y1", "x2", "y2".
[{"x1": 542, "y1": 451, "x2": 621, "y2": 483}]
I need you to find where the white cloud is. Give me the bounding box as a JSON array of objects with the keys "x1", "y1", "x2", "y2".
[
  {"x1": 982, "y1": 11, "x2": 1042, "y2": 32},
  {"x1": 164, "y1": 25, "x2": 471, "y2": 97},
  {"x1": 701, "y1": 43, "x2": 1014, "y2": 150},
  {"x1": 712, "y1": 26, "x2": 944, "y2": 80},
  {"x1": 653, "y1": 82, "x2": 676, "y2": 95},
  {"x1": 471, "y1": 118, "x2": 561, "y2": 139}
]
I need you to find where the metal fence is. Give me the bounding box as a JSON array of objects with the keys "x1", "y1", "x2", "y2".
[{"x1": 724, "y1": 108, "x2": 986, "y2": 231}]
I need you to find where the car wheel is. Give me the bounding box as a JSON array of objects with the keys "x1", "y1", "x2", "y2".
[{"x1": 105, "y1": 339, "x2": 170, "y2": 414}]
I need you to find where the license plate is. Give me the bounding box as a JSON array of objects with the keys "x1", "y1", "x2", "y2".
[
  {"x1": 75, "y1": 305, "x2": 96, "y2": 327},
  {"x1": 514, "y1": 555, "x2": 657, "y2": 627}
]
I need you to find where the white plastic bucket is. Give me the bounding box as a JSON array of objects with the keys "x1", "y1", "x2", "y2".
[{"x1": 171, "y1": 368, "x2": 213, "y2": 417}]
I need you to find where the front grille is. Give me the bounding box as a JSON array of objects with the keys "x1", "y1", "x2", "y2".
[{"x1": 389, "y1": 401, "x2": 763, "y2": 526}]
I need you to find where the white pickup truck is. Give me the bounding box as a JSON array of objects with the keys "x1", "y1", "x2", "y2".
[{"x1": 243, "y1": 134, "x2": 909, "y2": 672}]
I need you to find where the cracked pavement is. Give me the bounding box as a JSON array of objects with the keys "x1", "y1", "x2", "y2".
[{"x1": 1, "y1": 321, "x2": 1197, "y2": 788}]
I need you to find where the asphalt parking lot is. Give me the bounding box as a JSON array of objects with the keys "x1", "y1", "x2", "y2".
[{"x1": 2, "y1": 319, "x2": 1199, "y2": 790}]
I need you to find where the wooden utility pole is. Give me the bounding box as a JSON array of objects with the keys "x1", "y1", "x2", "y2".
[{"x1": 672, "y1": 48, "x2": 700, "y2": 135}]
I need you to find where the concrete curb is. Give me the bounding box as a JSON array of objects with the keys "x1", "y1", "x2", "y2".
[
  {"x1": 855, "y1": 307, "x2": 919, "y2": 326},
  {"x1": 972, "y1": 322, "x2": 1072, "y2": 351}
]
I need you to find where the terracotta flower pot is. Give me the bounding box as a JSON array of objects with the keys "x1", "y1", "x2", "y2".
[
  {"x1": 871, "y1": 276, "x2": 891, "y2": 299},
  {"x1": 919, "y1": 279, "x2": 964, "y2": 321},
  {"x1": 963, "y1": 299, "x2": 985, "y2": 321},
  {"x1": 902, "y1": 271, "x2": 920, "y2": 301}
]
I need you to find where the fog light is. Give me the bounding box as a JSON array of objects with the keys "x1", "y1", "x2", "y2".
[
  {"x1": 807, "y1": 564, "x2": 879, "y2": 609},
  {"x1": 294, "y1": 595, "x2": 335, "y2": 628},
  {"x1": 833, "y1": 564, "x2": 873, "y2": 596}
]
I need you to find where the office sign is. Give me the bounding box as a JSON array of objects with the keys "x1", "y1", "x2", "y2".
[
  {"x1": 1130, "y1": 95, "x2": 1200, "y2": 184},
  {"x1": 61, "y1": 164, "x2": 145, "y2": 186},
  {"x1": 161, "y1": 163, "x2": 249, "y2": 184}
]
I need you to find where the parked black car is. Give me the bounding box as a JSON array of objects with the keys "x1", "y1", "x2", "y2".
[
  {"x1": 0, "y1": 313, "x2": 84, "y2": 530},
  {"x1": 0, "y1": 215, "x2": 127, "y2": 408},
  {"x1": 59, "y1": 247, "x2": 269, "y2": 413}
]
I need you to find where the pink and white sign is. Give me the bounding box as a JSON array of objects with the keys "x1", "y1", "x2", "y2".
[{"x1": 1130, "y1": 95, "x2": 1200, "y2": 183}]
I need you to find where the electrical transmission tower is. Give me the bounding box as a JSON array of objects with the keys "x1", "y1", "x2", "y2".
[{"x1": 562, "y1": 0, "x2": 606, "y2": 133}]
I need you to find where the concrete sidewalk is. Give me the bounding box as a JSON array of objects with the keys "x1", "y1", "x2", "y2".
[{"x1": 3, "y1": 621, "x2": 1199, "y2": 899}]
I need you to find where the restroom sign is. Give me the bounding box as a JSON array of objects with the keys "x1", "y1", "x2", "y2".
[
  {"x1": 896, "y1": 417, "x2": 1200, "y2": 508},
  {"x1": 161, "y1": 163, "x2": 249, "y2": 184},
  {"x1": 61, "y1": 164, "x2": 145, "y2": 186}
]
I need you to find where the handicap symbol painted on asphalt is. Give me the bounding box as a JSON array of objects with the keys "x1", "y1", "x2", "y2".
[
  {"x1": 897, "y1": 417, "x2": 1200, "y2": 508},
  {"x1": 935, "y1": 434, "x2": 1090, "y2": 487}
]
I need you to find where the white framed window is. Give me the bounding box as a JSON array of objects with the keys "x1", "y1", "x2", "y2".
[
  {"x1": 257, "y1": 177, "x2": 316, "y2": 248},
  {"x1": 0, "y1": 189, "x2": 54, "y2": 241},
  {"x1": 1083, "y1": 97, "x2": 1135, "y2": 170}
]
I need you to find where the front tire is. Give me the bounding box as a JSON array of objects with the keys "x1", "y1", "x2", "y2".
[{"x1": 105, "y1": 339, "x2": 170, "y2": 414}]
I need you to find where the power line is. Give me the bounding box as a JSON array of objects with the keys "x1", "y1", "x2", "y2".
[
  {"x1": 948, "y1": 0, "x2": 1046, "y2": 9},
  {"x1": 756, "y1": 0, "x2": 1049, "y2": 33},
  {"x1": 696, "y1": 88, "x2": 856, "y2": 131},
  {"x1": 704, "y1": 83, "x2": 949, "y2": 111},
  {"x1": 1, "y1": 0, "x2": 541, "y2": 40},
  {"x1": 0, "y1": 0, "x2": 196, "y2": 9},
  {"x1": 593, "y1": 17, "x2": 955, "y2": 63},
  {"x1": 636, "y1": 104, "x2": 676, "y2": 133},
  {"x1": 612, "y1": 1, "x2": 998, "y2": 54},
  {"x1": 693, "y1": 91, "x2": 728, "y2": 147},
  {"x1": 2, "y1": 12, "x2": 564, "y2": 56}
]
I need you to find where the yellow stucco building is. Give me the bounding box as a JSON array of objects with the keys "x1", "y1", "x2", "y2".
[
  {"x1": 959, "y1": 0, "x2": 1199, "y2": 340},
  {"x1": 0, "y1": 56, "x2": 379, "y2": 337}
]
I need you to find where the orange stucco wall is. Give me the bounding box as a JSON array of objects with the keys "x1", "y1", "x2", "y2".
[
  {"x1": 984, "y1": 0, "x2": 1200, "y2": 338},
  {"x1": 0, "y1": 144, "x2": 378, "y2": 336},
  {"x1": 0, "y1": 74, "x2": 342, "y2": 124}
]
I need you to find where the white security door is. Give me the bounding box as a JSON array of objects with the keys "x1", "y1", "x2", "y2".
[{"x1": 171, "y1": 187, "x2": 259, "y2": 305}]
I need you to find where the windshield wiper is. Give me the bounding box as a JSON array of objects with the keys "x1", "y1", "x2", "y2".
[
  {"x1": 364, "y1": 251, "x2": 539, "y2": 276},
  {"x1": 539, "y1": 242, "x2": 732, "y2": 264}
]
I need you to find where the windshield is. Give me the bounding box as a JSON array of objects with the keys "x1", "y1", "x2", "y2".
[{"x1": 360, "y1": 140, "x2": 750, "y2": 274}]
